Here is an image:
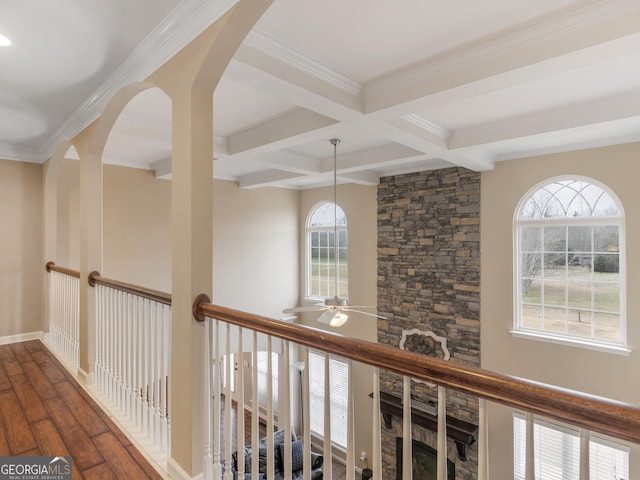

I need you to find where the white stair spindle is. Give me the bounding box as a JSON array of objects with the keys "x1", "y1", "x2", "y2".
[
  {"x1": 323, "y1": 353, "x2": 332, "y2": 480},
  {"x1": 478, "y1": 398, "x2": 488, "y2": 480},
  {"x1": 203, "y1": 318, "x2": 213, "y2": 480},
  {"x1": 437, "y1": 386, "x2": 447, "y2": 480},
  {"x1": 580, "y1": 429, "x2": 590, "y2": 480},
  {"x1": 224, "y1": 324, "x2": 232, "y2": 480},
  {"x1": 525, "y1": 412, "x2": 534, "y2": 480},
  {"x1": 282, "y1": 342, "x2": 292, "y2": 480},
  {"x1": 372, "y1": 368, "x2": 382, "y2": 480},
  {"x1": 346, "y1": 361, "x2": 355, "y2": 480},
  {"x1": 402, "y1": 376, "x2": 412, "y2": 480},
  {"x1": 266, "y1": 336, "x2": 275, "y2": 480},
  {"x1": 236, "y1": 327, "x2": 245, "y2": 479},
  {"x1": 251, "y1": 333, "x2": 259, "y2": 477},
  {"x1": 212, "y1": 320, "x2": 223, "y2": 480}
]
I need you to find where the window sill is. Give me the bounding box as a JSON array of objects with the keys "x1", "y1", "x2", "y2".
[{"x1": 510, "y1": 330, "x2": 631, "y2": 356}]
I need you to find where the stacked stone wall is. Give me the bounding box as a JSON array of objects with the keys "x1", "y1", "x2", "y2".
[{"x1": 377, "y1": 167, "x2": 480, "y2": 479}]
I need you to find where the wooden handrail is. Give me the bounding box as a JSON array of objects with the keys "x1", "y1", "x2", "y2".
[
  {"x1": 193, "y1": 297, "x2": 640, "y2": 445},
  {"x1": 88, "y1": 271, "x2": 172, "y2": 306},
  {"x1": 45, "y1": 262, "x2": 80, "y2": 279}
]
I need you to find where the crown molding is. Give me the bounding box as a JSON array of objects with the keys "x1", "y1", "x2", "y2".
[
  {"x1": 366, "y1": 0, "x2": 640, "y2": 108},
  {"x1": 39, "y1": 0, "x2": 240, "y2": 161},
  {"x1": 244, "y1": 30, "x2": 361, "y2": 97},
  {"x1": 402, "y1": 114, "x2": 450, "y2": 140},
  {"x1": 0, "y1": 142, "x2": 43, "y2": 163}
]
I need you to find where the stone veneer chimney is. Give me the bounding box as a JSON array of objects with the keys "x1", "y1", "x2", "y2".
[{"x1": 377, "y1": 167, "x2": 481, "y2": 479}]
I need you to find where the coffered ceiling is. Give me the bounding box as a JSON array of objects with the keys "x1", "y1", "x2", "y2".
[{"x1": 3, "y1": 0, "x2": 640, "y2": 189}]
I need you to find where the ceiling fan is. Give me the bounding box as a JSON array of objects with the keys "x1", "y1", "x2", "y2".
[{"x1": 283, "y1": 139, "x2": 386, "y2": 327}]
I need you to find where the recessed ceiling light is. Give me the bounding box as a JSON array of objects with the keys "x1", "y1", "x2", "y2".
[{"x1": 0, "y1": 34, "x2": 11, "y2": 47}]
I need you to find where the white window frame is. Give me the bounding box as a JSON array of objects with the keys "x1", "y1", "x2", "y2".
[
  {"x1": 512, "y1": 176, "x2": 628, "y2": 355},
  {"x1": 513, "y1": 413, "x2": 629, "y2": 480},
  {"x1": 305, "y1": 201, "x2": 348, "y2": 301},
  {"x1": 308, "y1": 350, "x2": 349, "y2": 449}
]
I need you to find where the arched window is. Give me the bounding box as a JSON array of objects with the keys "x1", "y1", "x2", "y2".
[
  {"x1": 514, "y1": 177, "x2": 626, "y2": 351},
  {"x1": 306, "y1": 202, "x2": 348, "y2": 299}
]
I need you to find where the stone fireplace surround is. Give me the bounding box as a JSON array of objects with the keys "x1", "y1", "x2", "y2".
[{"x1": 377, "y1": 167, "x2": 481, "y2": 479}]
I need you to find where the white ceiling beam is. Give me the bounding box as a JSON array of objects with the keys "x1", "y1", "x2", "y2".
[
  {"x1": 226, "y1": 107, "x2": 338, "y2": 155},
  {"x1": 450, "y1": 89, "x2": 640, "y2": 149},
  {"x1": 364, "y1": 1, "x2": 640, "y2": 116},
  {"x1": 321, "y1": 143, "x2": 425, "y2": 173},
  {"x1": 380, "y1": 118, "x2": 494, "y2": 171},
  {"x1": 238, "y1": 169, "x2": 305, "y2": 189}
]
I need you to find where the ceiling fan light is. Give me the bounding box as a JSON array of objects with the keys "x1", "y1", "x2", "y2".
[
  {"x1": 329, "y1": 312, "x2": 349, "y2": 327},
  {"x1": 317, "y1": 309, "x2": 337, "y2": 325}
]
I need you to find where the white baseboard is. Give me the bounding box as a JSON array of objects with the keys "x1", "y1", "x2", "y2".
[
  {"x1": 168, "y1": 457, "x2": 201, "y2": 480},
  {"x1": 0, "y1": 331, "x2": 44, "y2": 345},
  {"x1": 77, "y1": 368, "x2": 94, "y2": 385}
]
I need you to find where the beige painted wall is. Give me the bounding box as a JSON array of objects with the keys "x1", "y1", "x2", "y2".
[
  {"x1": 481, "y1": 143, "x2": 640, "y2": 478},
  {"x1": 56, "y1": 158, "x2": 80, "y2": 269},
  {"x1": 298, "y1": 184, "x2": 378, "y2": 462},
  {"x1": 211, "y1": 180, "x2": 299, "y2": 319},
  {"x1": 0, "y1": 159, "x2": 43, "y2": 337},
  {"x1": 103, "y1": 165, "x2": 172, "y2": 292}
]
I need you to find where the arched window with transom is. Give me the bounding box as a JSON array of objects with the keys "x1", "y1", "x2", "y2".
[
  {"x1": 306, "y1": 202, "x2": 348, "y2": 299},
  {"x1": 514, "y1": 177, "x2": 626, "y2": 351}
]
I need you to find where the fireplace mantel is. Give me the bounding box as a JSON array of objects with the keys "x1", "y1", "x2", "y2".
[{"x1": 373, "y1": 391, "x2": 478, "y2": 460}]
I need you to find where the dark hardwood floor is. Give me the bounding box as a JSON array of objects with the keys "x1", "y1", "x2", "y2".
[{"x1": 0, "y1": 340, "x2": 165, "y2": 480}]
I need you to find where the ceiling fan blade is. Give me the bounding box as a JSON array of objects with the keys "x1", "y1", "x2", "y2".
[
  {"x1": 283, "y1": 306, "x2": 326, "y2": 314},
  {"x1": 343, "y1": 308, "x2": 387, "y2": 320}
]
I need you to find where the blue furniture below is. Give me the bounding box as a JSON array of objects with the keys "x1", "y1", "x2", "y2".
[{"x1": 230, "y1": 429, "x2": 323, "y2": 480}]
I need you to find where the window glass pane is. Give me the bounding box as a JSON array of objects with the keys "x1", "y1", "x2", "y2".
[
  {"x1": 568, "y1": 226, "x2": 592, "y2": 253},
  {"x1": 543, "y1": 306, "x2": 566, "y2": 333},
  {"x1": 593, "y1": 254, "x2": 619, "y2": 274},
  {"x1": 567, "y1": 281, "x2": 591, "y2": 310},
  {"x1": 593, "y1": 283, "x2": 619, "y2": 313},
  {"x1": 543, "y1": 280, "x2": 565, "y2": 307},
  {"x1": 594, "y1": 313, "x2": 621, "y2": 342},
  {"x1": 594, "y1": 226, "x2": 618, "y2": 252},
  {"x1": 521, "y1": 304, "x2": 542, "y2": 329},
  {"x1": 308, "y1": 351, "x2": 349, "y2": 448},
  {"x1": 566, "y1": 309, "x2": 591, "y2": 337},
  {"x1": 544, "y1": 227, "x2": 566, "y2": 252},
  {"x1": 522, "y1": 276, "x2": 541, "y2": 304},
  {"x1": 521, "y1": 227, "x2": 542, "y2": 251}
]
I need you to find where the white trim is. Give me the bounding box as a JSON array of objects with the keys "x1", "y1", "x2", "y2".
[
  {"x1": 244, "y1": 30, "x2": 361, "y2": 97},
  {"x1": 0, "y1": 331, "x2": 43, "y2": 345},
  {"x1": 510, "y1": 330, "x2": 631, "y2": 356},
  {"x1": 168, "y1": 457, "x2": 198, "y2": 480},
  {"x1": 77, "y1": 368, "x2": 94, "y2": 386}
]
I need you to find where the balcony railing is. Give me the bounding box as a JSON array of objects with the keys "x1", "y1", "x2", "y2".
[
  {"x1": 44, "y1": 264, "x2": 640, "y2": 480},
  {"x1": 45, "y1": 262, "x2": 80, "y2": 370},
  {"x1": 193, "y1": 296, "x2": 640, "y2": 480}
]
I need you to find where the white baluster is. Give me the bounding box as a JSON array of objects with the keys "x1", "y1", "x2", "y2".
[
  {"x1": 372, "y1": 368, "x2": 382, "y2": 480},
  {"x1": 346, "y1": 361, "x2": 355, "y2": 480},
  {"x1": 282, "y1": 341, "x2": 292, "y2": 480},
  {"x1": 203, "y1": 318, "x2": 213, "y2": 480},
  {"x1": 223, "y1": 323, "x2": 232, "y2": 480},
  {"x1": 212, "y1": 320, "x2": 223, "y2": 480},
  {"x1": 302, "y1": 349, "x2": 311, "y2": 480},
  {"x1": 478, "y1": 398, "x2": 488, "y2": 480},
  {"x1": 580, "y1": 429, "x2": 590, "y2": 480},
  {"x1": 236, "y1": 327, "x2": 245, "y2": 479},
  {"x1": 437, "y1": 386, "x2": 447, "y2": 480},
  {"x1": 323, "y1": 354, "x2": 332, "y2": 480},
  {"x1": 266, "y1": 336, "x2": 274, "y2": 480},
  {"x1": 402, "y1": 376, "x2": 412, "y2": 480},
  {"x1": 251, "y1": 333, "x2": 259, "y2": 477},
  {"x1": 525, "y1": 412, "x2": 534, "y2": 480}
]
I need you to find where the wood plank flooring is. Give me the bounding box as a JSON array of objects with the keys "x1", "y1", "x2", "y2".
[{"x1": 0, "y1": 340, "x2": 165, "y2": 480}]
